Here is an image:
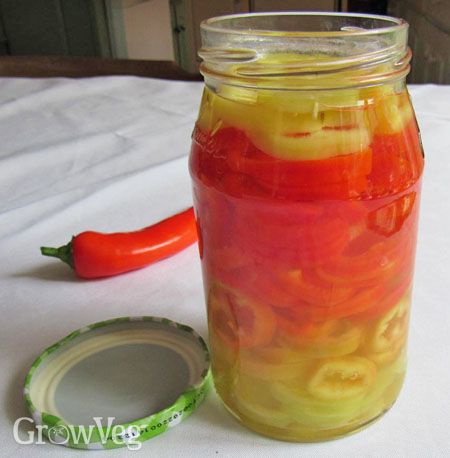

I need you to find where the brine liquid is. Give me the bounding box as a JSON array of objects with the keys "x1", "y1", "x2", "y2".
[{"x1": 189, "y1": 84, "x2": 424, "y2": 441}]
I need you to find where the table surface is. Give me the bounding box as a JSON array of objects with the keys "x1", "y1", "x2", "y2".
[{"x1": 0, "y1": 77, "x2": 449, "y2": 458}]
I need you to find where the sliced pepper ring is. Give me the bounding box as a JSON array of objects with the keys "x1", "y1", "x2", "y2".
[
  {"x1": 207, "y1": 282, "x2": 276, "y2": 349},
  {"x1": 278, "y1": 269, "x2": 355, "y2": 307},
  {"x1": 276, "y1": 317, "x2": 364, "y2": 358},
  {"x1": 271, "y1": 384, "x2": 366, "y2": 429},
  {"x1": 316, "y1": 235, "x2": 407, "y2": 290},
  {"x1": 271, "y1": 351, "x2": 404, "y2": 429},
  {"x1": 363, "y1": 295, "x2": 410, "y2": 365},
  {"x1": 238, "y1": 345, "x2": 311, "y2": 382},
  {"x1": 307, "y1": 356, "x2": 377, "y2": 401},
  {"x1": 367, "y1": 295, "x2": 410, "y2": 353},
  {"x1": 232, "y1": 375, "x2": 294, "y2": 428}
]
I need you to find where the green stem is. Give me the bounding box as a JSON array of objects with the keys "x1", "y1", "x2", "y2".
[{"x1": 40, "y1": 241, "x2": 74, "y2": 268}]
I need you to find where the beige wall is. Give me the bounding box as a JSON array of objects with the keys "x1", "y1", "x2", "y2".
[
  {"x1": 123, "y1": 0, "x2": 174, "y2": 60},
  {"x1": 389, "y1": 0, "x2": 450, "y2": 84}
]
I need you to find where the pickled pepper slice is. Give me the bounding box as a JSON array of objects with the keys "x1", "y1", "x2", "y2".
[
  {"x1": 208, "y1": 283, "x2": 276, "y2": 348},
  {"x1": 307, "y1": 356, "x2": 377, "y2": 401}
]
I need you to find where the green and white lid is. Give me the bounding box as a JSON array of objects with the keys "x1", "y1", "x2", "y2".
[{"x1": 24, "y1": 316, "x2": 211, "y2": 450}]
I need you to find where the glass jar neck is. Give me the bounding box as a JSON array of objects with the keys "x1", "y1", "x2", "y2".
[{"x1": 199, "y1": 12, "x2": 410, "y2": 90}]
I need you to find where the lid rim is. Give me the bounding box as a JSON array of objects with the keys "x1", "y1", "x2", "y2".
[{"x1": 23, "y1": 316, "x2": 211, "y2": 450}]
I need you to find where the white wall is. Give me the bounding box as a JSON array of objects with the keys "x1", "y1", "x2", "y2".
[{"x1": 122, "y1": 0, "x2": 174, "y2": 60}]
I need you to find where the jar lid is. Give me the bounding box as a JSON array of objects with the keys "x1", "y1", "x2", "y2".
[{"x1": 23, "y1": 316, "x2": 211, "y2": 450}]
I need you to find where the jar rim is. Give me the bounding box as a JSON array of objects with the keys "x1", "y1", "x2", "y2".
[
  {"x1": 201, "y1": 12, "x2": 407, "y2": 38},
  {"x1": 199, "y1": 12, "x2": 410, "y2": 90}
]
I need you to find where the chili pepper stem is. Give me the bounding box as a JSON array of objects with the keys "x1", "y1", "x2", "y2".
[{"x1": 40, "y1": 241, "x2": 74, "y2": 268}]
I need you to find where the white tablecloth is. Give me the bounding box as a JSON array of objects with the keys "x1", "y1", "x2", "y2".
[{"x1": 0, "y1": 77, "x2": 449, "y2": 457}]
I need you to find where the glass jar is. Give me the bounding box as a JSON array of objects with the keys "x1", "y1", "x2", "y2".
[{"x1": 189, "y1": 12, "x2": 424, "y2": 442}]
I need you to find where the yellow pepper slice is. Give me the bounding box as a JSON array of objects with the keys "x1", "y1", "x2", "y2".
[
  {"x1": 197, "y1": 86, "x2": 372, "y2": 160},
  {"x1": 279, "y1": 319, "x2": 364, "y2": 358},
  {"x1": 232, "y1": 375, "x2": 294, "y2": 428},
  {"x1": 363, "y1": 295, "x2": 410, "y2": 366},
  {"x1": 239, "y1": 344, "x2": 311, "y2": 382},
  {"x1": 307, "y1": 356, "x2": 377, "y2": 401}
]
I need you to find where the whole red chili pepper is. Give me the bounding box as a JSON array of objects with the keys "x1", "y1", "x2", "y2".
[{"x1": 40, "y1": 208, "x2": 197, "y2": 279}]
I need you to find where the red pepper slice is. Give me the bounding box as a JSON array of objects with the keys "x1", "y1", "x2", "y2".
[
  {"x1": 208, "y1": 283, "x2": 276, "y2": 348},
  {"x1": 233, "y1": 205, "x2": 350, "y2": 267},
  {"x1": 367, "y1": 119, "x2": 424, "y2": 196},
  {"x1": 229, "y1": 149, "x2": 373, "y2": 200},
  {"x1": 40, "y1": 208, "x2": 197, "y2": 279},
  {"x1": 191, "y1": 126, "x2": 373, "y2": 200},
  {"x1": 367, "y1": 192, "x2": 416, "y2": 237},
  {"x1": 278, "y1": 269, "x2": 355, "y2": 307}
]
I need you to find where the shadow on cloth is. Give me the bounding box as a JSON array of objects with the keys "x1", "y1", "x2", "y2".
[{"x1": 12, "y1": 262, "x2": 82, "y2": 282}]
